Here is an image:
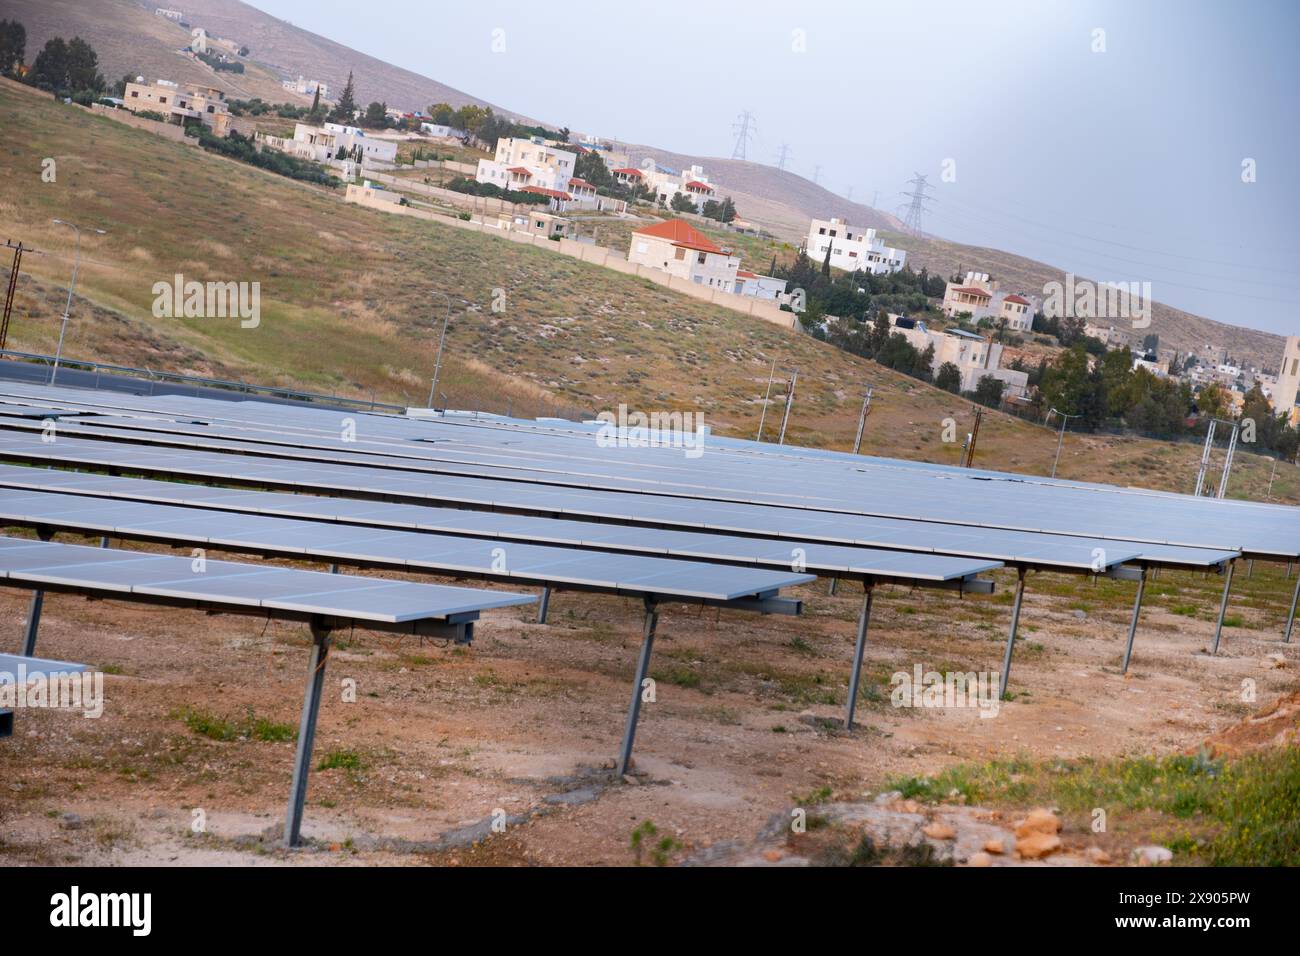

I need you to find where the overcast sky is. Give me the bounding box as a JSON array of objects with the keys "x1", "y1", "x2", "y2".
[{"x1": 249, "y1": 0, "x2": 1299, "y2": 345}]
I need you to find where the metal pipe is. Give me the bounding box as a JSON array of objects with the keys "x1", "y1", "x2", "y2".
[
  {"x1": 617, "y1": 601, "x2": 659, "y2": 777},
  {"x1": 852, "y1": 386, "x2": 873, "y2": 455},
  {"x1": 844, "y1": 581, "x2": 875, "y2": 730},
  {"x1": 999, "y1": 567, "x2": 1028, "y2": 699},
  {"x1": 1211, "y1": 560, "x2": 1237, "y2": 655},
  {"x1": 537, "y1": 586, "x2": 551, "y2": 624},
  {"x1": 427, "y1": 291, "x2": 452, "y2": 408},
  {"x1": 1121, "y1": 565, "x2": 1148, "y2": 673},
  {"x1": 1284, "y1": 569, "x2": 1299, "y2": 644},
  {"x1": 778, "y1": 369, "x2": 797, "y2": 445},
  {"x1": 756, "y1": 358, "x2": 777, "y2": 442},
  {"x1": 284, "y1": 620, "x2": 332, "y2": 848}
]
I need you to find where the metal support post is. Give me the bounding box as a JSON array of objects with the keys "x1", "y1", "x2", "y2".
[
  {"x1": 844, "y1": 580, "x2": 875, "y2": 730},
  {"x1": 1121, "y1": 565, "x2": 1148, "y2": 673},
  {"x1": 617, "y1": 600, "x2": 659, "y2": 777},
  {"x1": 999, "y1": 567, "x2": 1028, "y2": 699},
  {"x1": 284, "y1": 619, "x2": 333, "y2": 848}
]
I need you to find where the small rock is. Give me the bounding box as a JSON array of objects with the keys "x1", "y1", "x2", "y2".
[
  {"x1": 60, "y1": 813, "x2": 83, "y2": 831},
  {"x1": 923, "y1": 822, "x2": 956, "y2": 840},
  {"x1": 896, "y1": 799, "x2": 922, "y2": 814},
  {"x1": 1014, "y1": 808, "x2": 1061, "y2": 838},
  {"x1": 1132, "y1": 845, "x2": 1173, "y2": 866},
  {"x1": 1073, "y1": 609, "x2": 1087, "y2": 619},
  {"x1": 1016, "y1": 832, "x2": 1062, "y2": 859},
  {"x1": 967, "y1": 851, "x2": 993, "y2": 867},
  {"x1": 621, "y1": 774, "x2": 639, "y2": 786},
  {"x1": 1264, "y1": 654, "x2": 1286, "y2": 669},
  {"x1": 762, "y1": 849, "x2": 784, "y2": 862},
  {"x1": 983, "y1": 838, "x2": 1006, "y2": 855},
  {"x1": 1086, "y1": 846, "x2": 1111, "y2": 864},
  {"x1": 873, "y1": 790, "x2": 902, "y2": 806}
]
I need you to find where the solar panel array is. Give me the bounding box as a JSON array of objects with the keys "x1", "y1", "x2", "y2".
[{"x1": 0, "y1": 383, "x2": 1289, "y2": 558}]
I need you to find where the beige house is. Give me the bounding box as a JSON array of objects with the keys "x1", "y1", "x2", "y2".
[
  {"x1": 476, "y1": 136, "x2": 577, "y2": 196},
  {"x1": 1274, "y1": 335, "x2": 1300, "y2": 425},
  {"x1": 257, "y1": 122, "x2": 397, "y2": 168},
  {"x1": 497, "y1": 210, "x2": 570, "y2": 238},
  {"x1": 891, "y1": 316, "x2": 1029, "y2": 398},
  {"x1": 628, "y1": 219, "x2": 740, "y2": 292},
  {"x1": 123, "y1": 79, "x2": 231, "y2": 135},
  {"x1": 1084, "y1": 322, "x2": 1130, "y2": 349},
  {"x1": 941, "y1": 271, "x2": 1038, "y2": 331}
]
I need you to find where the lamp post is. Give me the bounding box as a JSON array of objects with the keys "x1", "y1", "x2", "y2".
[
  {"x1": 427, "y1": 291, "x2": 452, "y2": 409},
  {"x1": 1046, "y1": 407, "x2": 1079, "y2": 479},
  {"x1": 50, "y1": 219, "x2": 106, "y2": 385}
]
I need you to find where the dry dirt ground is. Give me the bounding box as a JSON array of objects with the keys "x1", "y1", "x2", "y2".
[{"x1": 1, "y1": 547, "x2": 1296, "y2": 867}]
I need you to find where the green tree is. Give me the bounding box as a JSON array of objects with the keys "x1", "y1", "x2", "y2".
[
  {"x1": 934, "y1": 362, "x2": 962, "y2": 394},
  {"x1": 29, "y1": 36, "x2": 68, "y2": 89},
  {"x1": 427, "y1": 102, "x2": 454, "y2": 125},
  {"x1": 0, "y1": 19, "x2": 25, "y2": 75},
  {"x1": 308, "y1": 84, "x2": 322, "y2": 119},
  {"x1": 329, "y1": 70, "x2": 357, "y2": 122},
  {"x1": 670, "y1": 192, "x2": 696, "y2": 213},
  {"x1": 362, "y1": 100, "x2": 388, "y2": 128},
  {"x1": 64, "y1": 37, "x2": 104, "y2": 91},
  {"x1": 973, "y1": 375, "x2": 1006, "y2": 408},
  {"x1": 821, "y1": 239, "x2": 833, "y2": 278}
]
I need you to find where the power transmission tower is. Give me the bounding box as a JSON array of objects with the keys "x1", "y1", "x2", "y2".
[
  {"x1": 872, "y1": 189, "x2": 879, "y2": 208},
  {"x1": 846, "y1": 186, "x2": 854, "y2": 201},
  {"x1": 775, "y1": 143, "x2": 791, "y2": 170},
  {"x1": 899, "y1": 173, "x2": 935, "y2": 236},
  {"x1": 730, "y1": 111, "x2": 756, "y2": 160},
  {"x1": 812, "y1": 164, "x2": 821, "y2": 185}
]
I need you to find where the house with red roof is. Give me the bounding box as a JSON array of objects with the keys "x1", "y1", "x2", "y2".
[
  {"x1": 628, "y1": 219, "x2": 741, "y2": 292},
  {"x1": 941, "y1": 271, "x2": 1038, "y2": 331},
  {"x1": 475, "y1": 135, "x2": 579, "y2": 209}
]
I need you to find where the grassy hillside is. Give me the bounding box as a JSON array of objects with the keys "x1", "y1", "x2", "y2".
[{"x1": 2, "y1": 84, "x2": 1297, "y2": 505}]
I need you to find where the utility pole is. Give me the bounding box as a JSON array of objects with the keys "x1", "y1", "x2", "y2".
[
  {"x1": 1047, "y1": 407, "x2": 1080, "y2": 479},
  {"x1": 730, "y1": 111, "x2": 756, "y2": 161},
  {"x1": 50, "y1": 219, "x2": 106, "y2": 385},
  {"x1": 778, "y1": 369, "x2": 797, "y2": 445},
  {"x1": 427, "y1": 291, "x2": 452, "y2": 408},
  {"x1": 1, "y1": 240, "x2": 24, "y2": 352},
  {"x1": 899, "y1": 173, "x2": 934, "y2": 237},
  {"x1": 756, "y1": 358, "x2": 778, "y2": 442},
  {"x1": 775, "y1": 143, "x2": 791, "y2": 170},
  {"x1": 852, "y1": 386, "x2": 873, "y2": 454},
  {"x1": 964, "y1": 407, "x2": 984, "y2": 467}
]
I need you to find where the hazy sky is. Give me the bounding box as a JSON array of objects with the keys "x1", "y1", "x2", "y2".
[{"x1": 249, "y1": 0, "x2": 1299, "y2": 344}]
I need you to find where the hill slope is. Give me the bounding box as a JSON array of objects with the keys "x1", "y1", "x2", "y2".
[
  {"x1": 11, "y1": 0, "x2": 1285, "y2": 371},
  {"x1": 1, "y1": 84, "x2": 1296, "y2": 506}
]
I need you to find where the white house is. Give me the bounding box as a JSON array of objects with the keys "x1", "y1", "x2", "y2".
[
  {"x1": 256, "y1": 122, "x2": 397, "y2": 168},
  {"x1": 734, "y1": 270, "x2": 788, "y2": 301},
  {"x1": 628, "y1": 219, "x2": 740, "y2": 292},
  {"x1": 805, "y1": 217, "x2": 906, "y2": 275},
  {"x1": 420, "y1": 123, "x2": 466, "y2": 139},
  {"x1": 281, "y1": 75, "x2": 330, "y2": 100},
  {"x1": 890, "y1": 316, "x2": 1029, "y2": 398},
  {"x1": 620, "y1": 159, "x2": 718, "y2": 210}
]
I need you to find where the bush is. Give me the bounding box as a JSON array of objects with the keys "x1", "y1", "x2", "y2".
[{"x1": 196, "y1": 128, "x2": 340, "y2": 186}]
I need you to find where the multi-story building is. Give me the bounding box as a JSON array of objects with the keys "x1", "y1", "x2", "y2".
[
  {"x1": 804, "y1": 217, "x2": 906, "y2": 275},
  {"x1": 940, "y1": 271, "x2": 1038, "y2": 331},
  {"x1": 122, "y1": 78, "x2": 231, "y2": 135},
  {"x1": 890, "y1": 316, "x2": 1029, "y2": 398},
  {"x1": 628, "y1": 219, "x2": 740, "y2": 292},
  {"x1": 1084, "y1": 322, "x2": 1130, "y2": 349},
  {"x1": 475, "y1": 136, "x2": 578, "y2": 197},
  {"x1": 1273, "y1": 335, "x2": 1300, "y2": 425}
]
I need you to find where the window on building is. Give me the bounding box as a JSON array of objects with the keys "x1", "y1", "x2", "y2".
[
  {"x1": 697, "y1": 252, "x2": 706, "y2": 265},
  {"x1": 159, "y1": 96, "x2": 167, "y2": 104},
  {"x1": 674, "y1": 247, "x2": 686, "y2": 260}
]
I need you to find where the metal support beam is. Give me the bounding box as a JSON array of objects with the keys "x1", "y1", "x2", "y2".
[
  {"x1": 1284, "y1": 568, "x2": 1299, "y2": 644},
  {"x1": 284, "y1": 618, "x2": 332, "y2": 849},
  {"x1": 844, "y1": 580, "x2": 875, "y2": 730},
  {"x1": 537, "y1": 586, "x2": 551, "y2": 624},
  {"x1": 999, "y1": 567, "x2": 1028, "y2": 700},
  {"x1": 617, "y1": 600, "x2": 658, "y2": 778},
  {"x1": 1121, "y1": 565, "x2": 1148, "y2": 674},
  {"x1": 827, "y1": 577, "x2": 837, "y2": 596},
  {"x1": 1210, "y1": 560, "x2": 1236, "y2": 656},
  {"x1": 20, "y1": 528, "x2": 54, "y2": 656}
]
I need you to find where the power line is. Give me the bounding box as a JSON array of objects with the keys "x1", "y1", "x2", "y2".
[
  {"x1": 730, "y1": 111, "x2": 756, "y2": 161},
  {"x1": 899, "y1": 173, "x2": 934, "y2": 237},
  {"x1": 774, "y1": 143, "x2": 792, "y2": 170}
]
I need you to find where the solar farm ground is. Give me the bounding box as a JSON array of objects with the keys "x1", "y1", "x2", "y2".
[{"x1": 1, "y1": 537, "x2": 1296, "y2": 866}]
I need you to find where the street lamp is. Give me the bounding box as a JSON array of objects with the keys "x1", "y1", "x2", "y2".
[
  {"x1": 1046, "y1": 407, "x2": 1080, "y2": 479},
  {"x1": 50, "y1": 219, "x2": 106, "y2": 385},
  {"x1": 427, "y1": 291, "x2": 452, "y2": 409}
]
